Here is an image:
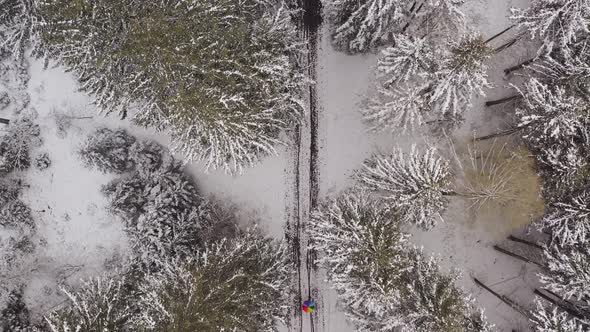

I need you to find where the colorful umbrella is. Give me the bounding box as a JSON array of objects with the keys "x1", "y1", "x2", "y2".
[{"x1": 302, "y1": 300, "x2": 316, "y2": 313}]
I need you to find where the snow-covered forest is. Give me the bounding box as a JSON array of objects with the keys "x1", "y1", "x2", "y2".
[{"x1": 1, "y1": 0, "x2": 590, "y2": 331}]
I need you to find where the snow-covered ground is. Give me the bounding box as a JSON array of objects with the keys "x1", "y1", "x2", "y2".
[
  {"x1": 0, "y1": 0, "x2": 545, "y2": 330},
  {"x1": 18, "y1": 60, "x2": 130, "y2": 315}
]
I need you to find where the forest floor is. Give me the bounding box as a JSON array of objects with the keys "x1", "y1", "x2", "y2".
[{"x1": 0, "y1": 0, "x2": 547, "y2": 331}]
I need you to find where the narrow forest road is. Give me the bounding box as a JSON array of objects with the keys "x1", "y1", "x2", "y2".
[{"x1": 287, "y1": 1, "x2": 323, "y2": 331}]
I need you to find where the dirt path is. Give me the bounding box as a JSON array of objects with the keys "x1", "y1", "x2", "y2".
[{"x1": 286, "y1": 1, "x2": 323, "y2": 331}]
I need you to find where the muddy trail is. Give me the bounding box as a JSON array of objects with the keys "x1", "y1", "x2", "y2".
[{"x1": 286, "y1": 0, "x2": 322, "y2": 331}]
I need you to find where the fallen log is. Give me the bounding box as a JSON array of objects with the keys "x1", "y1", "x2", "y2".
[
  {"x1": 474, "y1": 277, "x2": 531, "y2": 318},
  {"x1": 534, "y1": 289, "x2": 587, "y2": 320},
  {"x1": 485, "y1": 95, "x2": 522, "y2": 107},
  {"x1": 474, "y1": 127, "x2": 520, "y2": 141},
  {"x1": 493, "y1": 245, "x2": 545, "y2": 268},
  {"x1": 505, "y1": 57, "x2": 535, "y2": 75},
  {"x1": 507, "y1": 235, "x2": 544, "y2": 250}
]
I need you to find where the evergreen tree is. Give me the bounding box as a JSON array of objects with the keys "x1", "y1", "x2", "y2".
[
  {"x1": 540, "y1": 245, "x2": 590, "y2": 304},
  {"x1": 0, "y1": 178, "x2": 21, "y2": 207},
  {"x1": 401, "y1": 252, "x2": 469, "y2": 331},
  {"x1": 0, "y1": 199, "x2": 34, "y2": 231},
  {"x1": 34, "y1": 152, "x2": 51, "y2": 170},
  {"x1": 531, "y1": 300, "x2": 586, "y2": 332},
  {"x1": 400, "y1": 250, "x2": 493, "y2": 332},
  {"x1": 416, "y1": 0, "x2": 466, "y2": 39},
  {"x1": 511, "y1": 0, "x2": 590, "y2": 57},
  {"x1": 535, "y1": 139, "x2": 589, "y2": 196},
  {"x1": 326, "y1": 0, "x2": 466, "y2": 53},
  {"x1": 133, "y1": 231, "x2": 291, "y2": 332},
  {"x1": 79, "y1": 128, "x2": 136, "y2": 174},
  {"x1": 377, "y1": 34, "x2": 435, "y2": 86},
  {"x1": 0, "y1": 117, "x2": 41, "y2": 174},
  {"x1": 308, "y1": 190, "x2": 411, "y2": 330},
  {"x1": 93, "y1": 132, "x2": 234, "y2": 270},
  {"x1": 430, "y1": 33, "x2": 493, "y2": 119},
  {"x1": 308, "y1": 190, "x2": 491, "y2": 331},
  {"x1": 364, "y1": 32, "x2": 492, "y2": 133},
  {"x1": 36, "y1": 0, "x2": 305, "y2": 173},
  {"x1": 542, "y1": 189, "x2": 590, "y2": 246},
  {"x1": 102, "y1": 174, "x2": 149, "y2": 221},
  {"x1": 128, "y1": 140, "x2": 164, "y2": 175},
  {"x1": 0, "y1": 0, "x2": 35, "y2": 61},
  {"x1": 0, "y1": 288, "x2": 30, "y2": 332},
  {"x1": 532, "y1": 42, "x2": 590, "y2": 94},
  {"x1": 516, "y1": 78, "x2": 587, "y2": 144},
  {"x1": 103, "y1": 157, "x2": 208, "y2": 268},
  {"x1": 362, "y1": 82, "x2": 431, "y2": 133},
  {"x1": 327, "y1": 0, "x2": 406, "y2": 53},
  {"x1": 356, "y1": 146, "x2": 452, "y2": 229}
]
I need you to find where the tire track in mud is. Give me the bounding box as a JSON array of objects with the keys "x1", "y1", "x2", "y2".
[{"x1": 286, "y1": 1, "x2": 322, "y2": 331}]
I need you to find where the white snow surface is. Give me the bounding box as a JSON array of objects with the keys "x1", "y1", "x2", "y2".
[{"x1": 0, "y1": 0, "x2": 542, "y2": 330}]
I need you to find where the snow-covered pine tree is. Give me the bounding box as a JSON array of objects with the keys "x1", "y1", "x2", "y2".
[
  {"x1": 401, "y1": 251, "x2": 466, "y2": 330},
  {"x1": 0, "y1": 117, "x2": 41, "y2": 174},
  {"x1": 45, "y1": 277, "x2": 132, "y2": 332},
  {"x1": 128, "y1": 140, "x2": 164, "y2": 175},
  {"x1": 0, "y1": 0, "x2": 35, "y2": 61},
  {"x1": 133, "y1": 231, "x2": 291, "y2": 331},
  {"x1": 308, "y1": 190, "x2": 491, "y2": 331},
  {"x1": 377, "y1": 34, "x2": 435, "y2": 86},
  {"x1": 103, "y1": 157, "x2": 207, "y2": 268},
  {"x1": 400, "y1": 250, "x2": 492, "y2": 332},
  {"x1": 36, "y1": 0, "x2": 305, "y2": 174},
  {"x1": 0, "y1": 199, "x2": 34, "y2": 231},
  {"x1": 463, "y1": 311, "x2": 495, "y2": 332},
  {"x1": 327, "y1": 0, "x2": 466, "y2": 54},
  {"x1": 132, "y1": 204, "x2": 207, "y2": 267},
  {"x1": 531, "y1": 300, "x2": 586, "y2": 332},
  {"x1": 34, "y1": 151, "x2": 51, "y2": 170},
  {"x1": 362, "y1": 82, "x2": 431, "y2": 133},
  {"x1": 362, "y1": 33, "x2": 435, "y2": 132},
  {"x1": 356, "y1": 145, "x2": 452, "y2": 229},
  {"x1": 327, "y1": 0, "x2": 406, "y2": 53},
  {"x1": 541, "y1": 188, "x2": 590, "y2": 247},
  {"x1": 79, "y1": 128, "x2": 136, "y2": 174},
  {"x1": 410, "y1": 0, "x2": 466, "y2": 39},
  {"x1": 102, "y1": 174, "x2": 149, "y2": 221},
  {"x1": 511, "y1": 0, "x2": 590, "y2": 57},
  {"x1": 0, "y1": 288, "x2": 30, "y2": 332},
  {"x1": 430, "y1": 33, "x2": 493, "y2": 120},
  {"x1": 535, "y1": 139, "x2": 589, "y2": 197},
  {"x1": 308, "y1": 189, "x2": 410, "y2": 330},
  {"x1": 0, "y1": 178, "x2": 21, "y2": 207},
  {"x1": 365, "y1": 32, "x2": 492, "y2": 133},
  {"x1": 540, "y1": 244, "x2": 590, "y2": 304},
  {"x1": 531, "y1": 41, "x2": 590, "y2": 94},
  {"x1": 516, "y1": 78, "x2": 587, "y2": 144}
]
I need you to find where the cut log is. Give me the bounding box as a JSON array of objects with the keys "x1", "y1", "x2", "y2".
[
  {"x1": 505, "y1": 58, "x2": 535, "y2": 75},
  {"x1": 485, "y1": 25, "x2": 515, "y2": 44},
  {"x1": 474, "y1": 277, "x2": 531, "y2": 318},
  {"x1": 507, "y1": 235, "x2": 544, "y2": 250},
  {"x1": 543, "y1": 289, "x2": 590, "y2": 318},
  {"x1": 485, "y1": 95, "x2": 522, "y2": 107},
  {"x1": 474, "y1": 127, "x2": 520, "y2": 141},
  {"x1": 0, "y1": 118, "x2": 9, "y2": 125},
  {"x1": 493, "y1": 245, "x2": 545, "y2": 268},
  {"x1": 494, "y1": 38, "x2": 518, "y2": 53},
  {"x1": 534, "y1": 289, "x2": 587, "y2": 320}
]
